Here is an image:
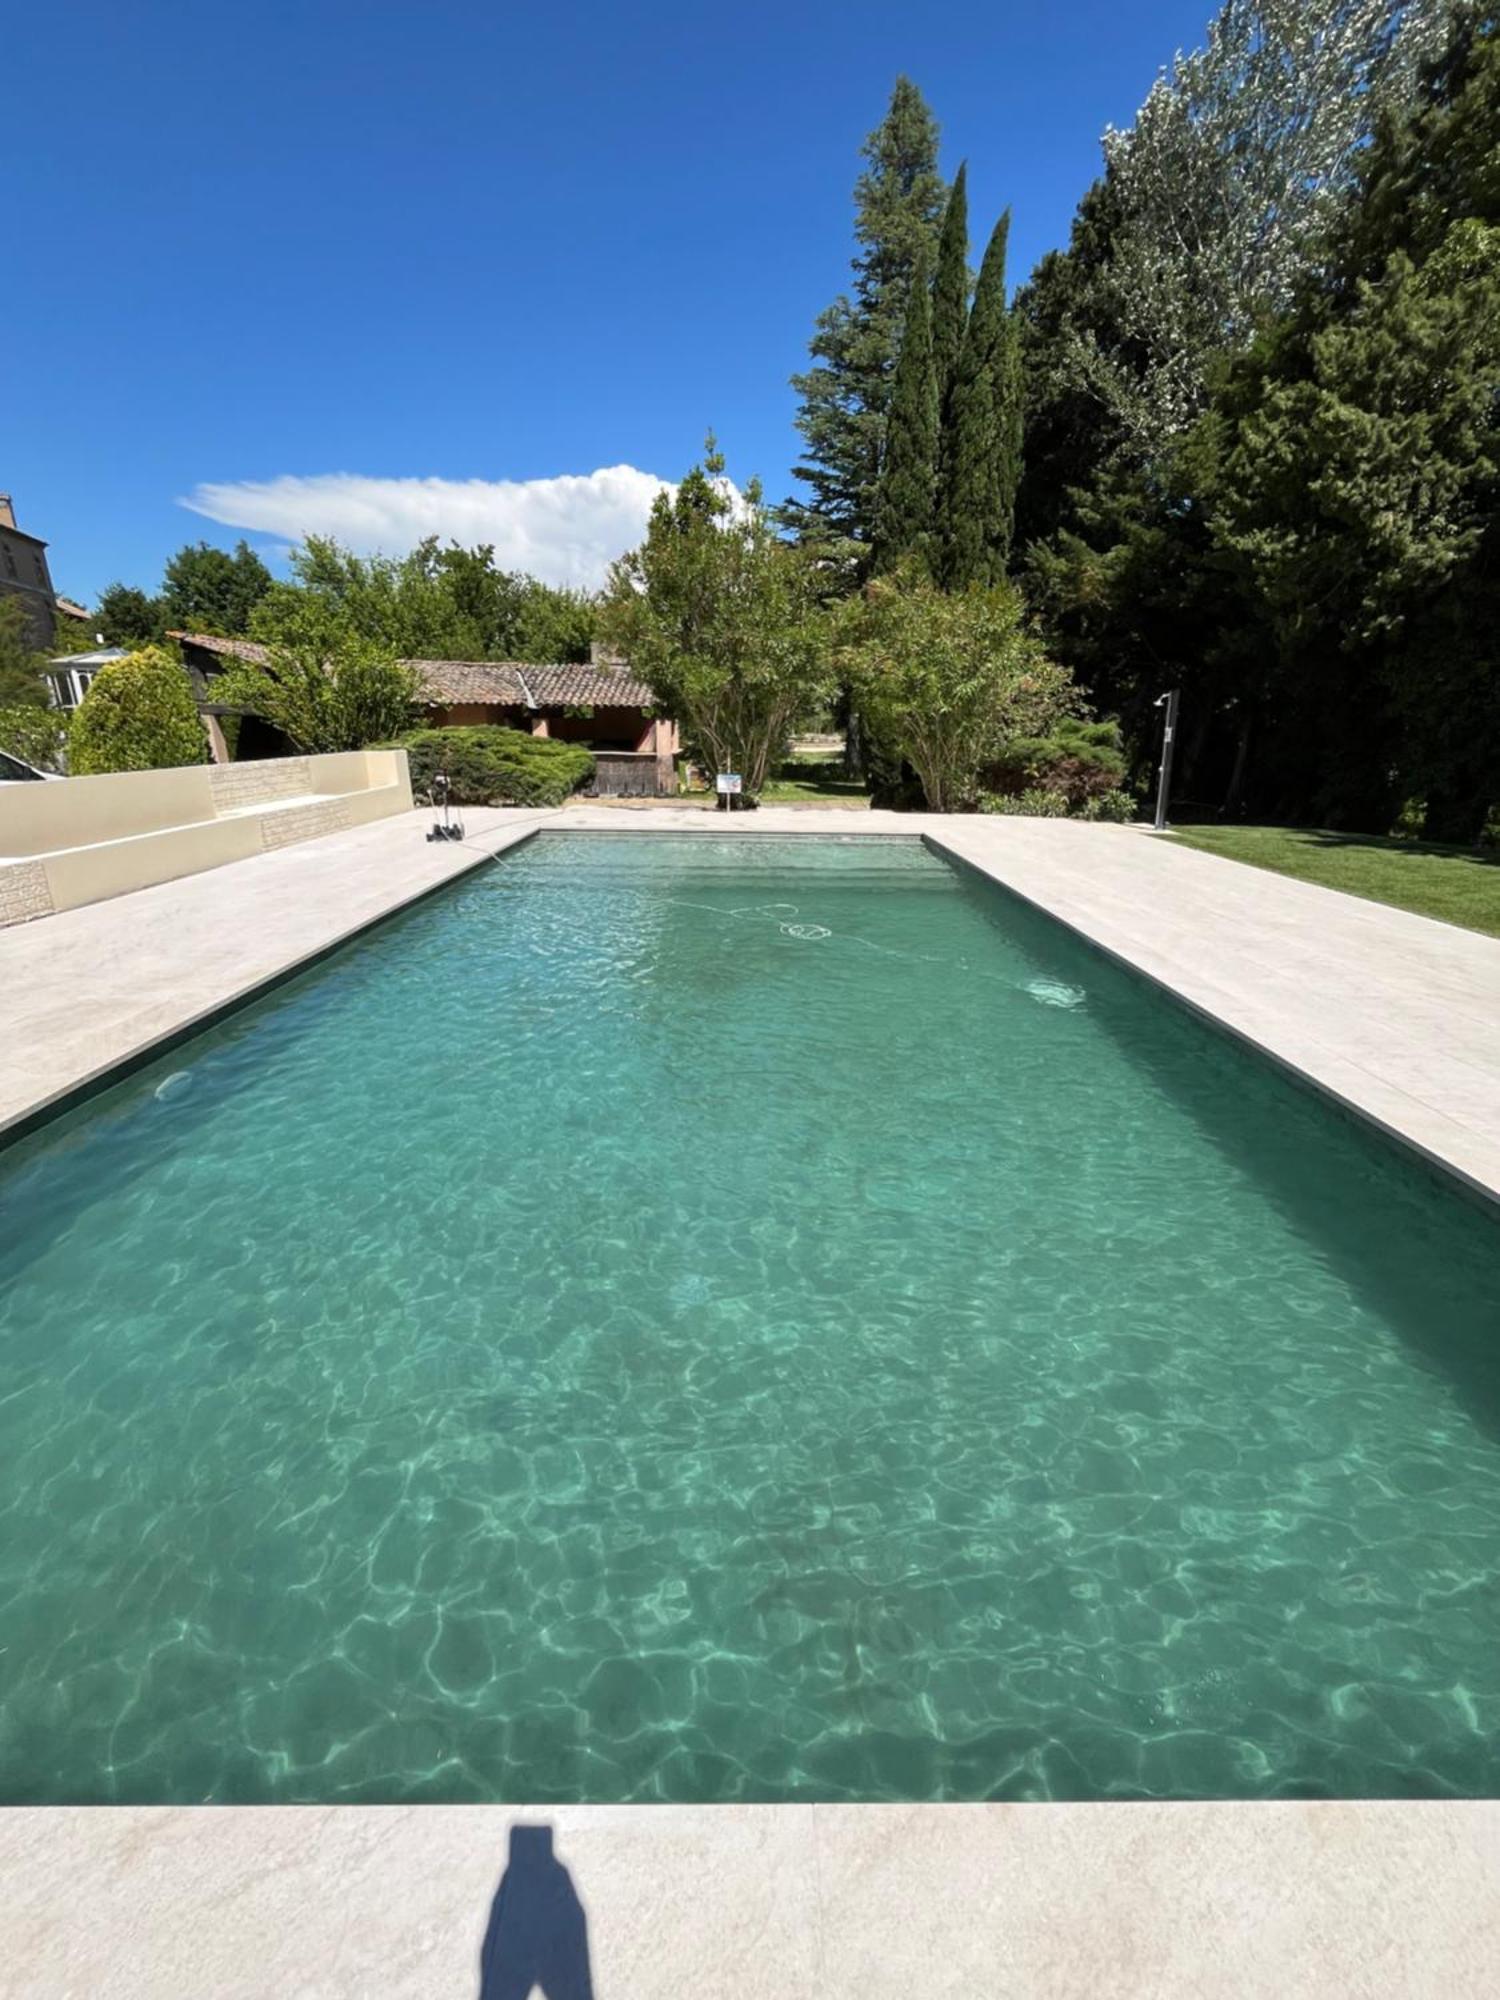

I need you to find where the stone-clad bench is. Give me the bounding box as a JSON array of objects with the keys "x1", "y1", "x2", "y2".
[{"x1": 0, "y1": 750, "x2": 412, "y2": 925}]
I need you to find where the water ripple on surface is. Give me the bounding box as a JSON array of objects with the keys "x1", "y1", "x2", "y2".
[{"x1": 2, "y1": 833, "x2": 1499, "y2": 1805}]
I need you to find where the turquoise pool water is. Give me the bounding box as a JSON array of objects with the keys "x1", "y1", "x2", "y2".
[{"x1": 2, "y1": 832, "x2": 1499, "y2": 1804}]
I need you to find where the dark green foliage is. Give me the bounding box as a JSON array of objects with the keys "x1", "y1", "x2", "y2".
[
  {"x1": 872, "y1": 249, "x2": 940, "y2": 571},
  {"x1": 1206, "y1": 7, "x2": 1500, "y2": 838},
  {"x1": 397, "y1": 726, "x2": 594, "y2": 807},
  {"x1": 68, "y1": 648, "x2": 208, "y2": 774},
  {"x1": 940, "y1": 212, "x2": 1022, "y2": 585},
  {"x1": 930, "y1": 162, "x2": 970, "y2": 413},
  {"x1": 95, "y1": 583, "x2": 165, "y2": 646},
  {"x1": 1027, "y1": 6, "x2": 1500, "y2": 842},
  {"x1": 786, "y1": 78, "x2": 947, "y2": 564},
  {"x1": 160, "y1": 540, "x2": 272, "y2": 635},
  {"x1": 1014, "y1": 175, "x2": 1140, "y2": 551},
  {"x1": 985, "y1": 716, "x2": 1129, "y2": 809},
  {"x1": 0, "y1": 597, "x2": 49, "y2": 707}
]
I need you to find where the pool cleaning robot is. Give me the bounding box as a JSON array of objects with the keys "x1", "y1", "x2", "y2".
[{"x1": 426, "y1": 771, "x2": 465, "y2": 843}]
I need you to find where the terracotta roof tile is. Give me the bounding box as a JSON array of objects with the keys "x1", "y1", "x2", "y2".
[
  {"x1": 170, "y1": 631, "x2": 269, "y2": 664},
  {"x1": 525, "y1": 664, "x2": 654, "y2": 708},
  {"x1": 404, "y1": 660, "x2": 532, "y2": 706},
  {"x1": 168, "y1": 634, "x2": 655, "y2": 711}
]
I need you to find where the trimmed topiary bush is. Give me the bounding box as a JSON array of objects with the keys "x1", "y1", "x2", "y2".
[
  {"x1": 68, "y1": 647, "x2": 208, "y2": 774},
  {"x1": 397, "y1": 727, "x2": 595, "y2": 807}
]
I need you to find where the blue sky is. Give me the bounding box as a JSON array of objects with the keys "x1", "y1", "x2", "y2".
[{"x1": 12, "y1": 0, "x2": 1213, "y2": 606}]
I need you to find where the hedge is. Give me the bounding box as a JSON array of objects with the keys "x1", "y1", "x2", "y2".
[
  {"x1": 984, "y1": 718, "x2": 1129, "y2": 811},
  {"x1": 396, "y1": 727, "x2": 595, "y2": 807}
]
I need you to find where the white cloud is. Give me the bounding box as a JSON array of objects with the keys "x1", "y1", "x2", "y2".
[{"x1": 179, "y1": 466, "x2": 675, "y2": 590}]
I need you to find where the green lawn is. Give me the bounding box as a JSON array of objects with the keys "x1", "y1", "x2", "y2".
[
  {"x1": 758, "y1": 774, "x2": 871, "y2": 805},
  {"x1": 1166, "y1": 825, "x2": 1500, "y2": 938},
  {"x1": 752, "y1": 757, "x2": 872, "y2": 807}
]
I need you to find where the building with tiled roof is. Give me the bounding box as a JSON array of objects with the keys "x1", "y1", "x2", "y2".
[{"x1": 170, "y1": 632, "x2": 678, "y2": 794}]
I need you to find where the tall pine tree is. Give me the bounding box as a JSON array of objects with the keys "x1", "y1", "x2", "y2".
[
  {"x1": 872, "y1": 248, "x2": 940, "y2": 571},
  {"x1": 785, "y1": 79, "x2": 947, "y2": 566},
  {"x1": 940, "y1": 211, "x2": 1023, "y2": 586},
  {"x1": 930, "y1": 162, "x2": 970, "y2": 415}
]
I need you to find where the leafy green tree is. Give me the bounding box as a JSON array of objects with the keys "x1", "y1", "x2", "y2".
[
  {"x1": 930, "y1": 162, "x2": 970, "y2": 413},
  {"x1": 785, "y1": 78, "x2": 948, "y2": 566},
  {"x1": 429, "y1": 543, "x2": 596, "y2": 660},
  {"x1": 68, "y1": 648, "x2": 208, "y2": 773},
  {"x1": 940, "y1": 212, "x2": 1022, "y2": 585},
  {"x1": 1026, "y1": 5, "x2": 1500, "y2": 836},
  {"x1": 506, "y1": 579, "x2": 596, "y2": 663},
  {"x1": 1014, "y1": 174, "x2": 1142, "y2": 551},
  {"x1": 840, "y1": 567, "x2": 1077, "y2": 811},
  {"x1": 1209, "y1": 9, "x2": 1500, "y2": 840},
  {"x1": 872, "y1": 249, "x2": 940, "y2": 571},
  {"x1": 0, "y1": 597, "x2": 50, "y2": 707},
  {"x1": 96, "y1": 583, "x2": 165, "y2": 647},
  {"x1": 604, "y1": 444, "x2": 834, "y2": 798},
  {"x1": 250, "y1": 539, "x2": 446, "y2": 656},
  {"x1": 46, "y1": 617, "x2": 104, "y2": 659},
  {"x1": 1024, "y1": 446, "x2": 1235, "y2": 791},
  {"x1": 1097, "y1": 0, "x2": 1446, "y2": 447},
  {"x1": 212, "y1": 624, "x2": 420, "y2": 753},
  {"x1": 249, "y1": 536, "x2": 594, "y2": 662},
  {"x1": 160, "y1": 540, "x2": 272, "y2": 635}
]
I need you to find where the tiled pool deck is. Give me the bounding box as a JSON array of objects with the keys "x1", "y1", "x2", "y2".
[{"x1": 4, "y1": 805, "x2": 1500, "y2": 1992}]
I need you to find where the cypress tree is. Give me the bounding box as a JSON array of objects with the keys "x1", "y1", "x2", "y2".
[
  {"x1": 872, "y1": 249, "x2": 939, "y2": 571},
  {"x1": 940, "y1": 210, "x2": 1022, "y2": 586},
  {"x1": 785, "y1": 78, "x2": 947, "y2": 565},
  {"x1": 930, "y1": 162, "x2": 970, "y2": 415},
  {"x1": 990, "y1": 302, "x2": 1024, "y2": 571}
]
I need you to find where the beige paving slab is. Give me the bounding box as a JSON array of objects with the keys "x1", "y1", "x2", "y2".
[
  {"x1": 1, "y1": 1801, "x2": 1497, "y2": 1998},
  {"x1": 811, "y1": 1800, "x2": 1500, "y2": 1999}
]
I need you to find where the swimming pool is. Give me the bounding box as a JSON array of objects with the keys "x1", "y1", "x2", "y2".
[{"x1": 2, "y1": 831, "x2": 1498, "y2": 1803}]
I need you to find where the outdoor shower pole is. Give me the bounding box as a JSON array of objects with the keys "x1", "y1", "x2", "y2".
[{"x1": 1153, "y1": 688, "x2": 1180, "y2": 832}]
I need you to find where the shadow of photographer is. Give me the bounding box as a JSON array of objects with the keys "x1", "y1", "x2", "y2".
[{"x1": 479, "y1": 1822, "x2": 595, "y2": 1999}]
